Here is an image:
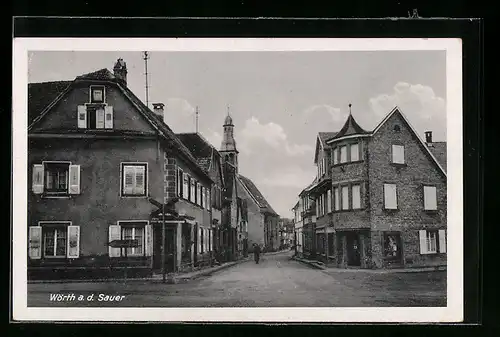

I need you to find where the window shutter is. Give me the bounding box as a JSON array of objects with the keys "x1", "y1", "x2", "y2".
[
  {"x1": 96, "y1": 108, "x2": 105, "y2": 129},
  {"x1": 134, "y1": 166, "x2": 145, "y2": 195},
  {"x1": 108, "y1": 225, "x2": 121, "y2": 257},
  {"x1": 392, "y1": 145, "x2": 405, "y2": 164},
  {"x1": 197, "y1": 226, "x2": 201, "y2": 254},
  {"x1": 68, "y1": 165, "x2": 81, "y2": 194},
  {"x1": 145, "y1": 224, "x2": 153, "y2": 256},
  {"x1": 424, "y1": 186, "x2": 437, "y2": 210},
  {"x1": 438, "y1": 229, "x2": 446, "y2": 253},
  {"x1": 32, "y1": 164, "x2": 44, "y2": 194},
  {"x1": 29, "y1": 226, "x2": 42, "y2": 259},
  {"x1": 123, "y1": 166, "x2": 135, "y2": 195},
  {"x1": 104, "y1": 106, "x2": 113, "y2": 129},
  {"x1": 384, "y1": 184, "x2": 397, "y2": 209},
  {"x1": 67, "y1": 225, "x2": 80, "y2": 258},
  {"x1": 419, "y1": 230, "x2": 428, "y2": 254},
  {"x1": 77, "y1": 105, "x2": 87, "y2": 128}
]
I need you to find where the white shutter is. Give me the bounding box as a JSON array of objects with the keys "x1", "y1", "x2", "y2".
[
  {"x1": 108, "y1": 225, "x2": 121, "y2": 257},
  {"x1": 327, "y1": 190, "x2": 332, "y2": 213},
  {"x1": 384, "y1": 184, "x2": 397, "y2": 209},
  {"x1": 96, "y1": 108, "x2": 105, "y2": 129},
  {"x1": 342, "y1": 186, "x2": 349, "y2": 210},
  {"x1": 438, "y1": 229, "x2": 446, "y2": 253},
  {"x1": 419, "y1": 230, "x2": 428, "y2": 254},
  {"x1": 29, "y1": 226, "x2": 42, "y2": 259},
  {"x1": 424, "y1": 186, "x2": 438, "y2": 210},
  {"x1": 197, "y1": 226, "x2": 201, "y2": 254},
  {"x1": 67, "y1": 226, "x2": 80, "y2": 258},
  {"x1": 32, "y1": 164, "x2": 44, "y2": 194},
  {"x1": 334, "y1": 187, "x2": 339, "y2": 211},
  {"x1": 352, "y1": 185, "x2": 361, "y2": 209},
  {"x1": 145, "y1": 224, "x2": 153, "y2": 256},
  {"x1": 350, "y1": 143, "x2": 359, "y2": 161},
  {"x1": 392, "y1": 145, "x2": 405, "y2": 164},
  {"x1": 77, "y1": 105, "x2": 87, "y2": 129},
  {"x1": 123, "y1": 166, "x2": 135, "y2": 195},
  {"x1": 68, "y1": 165, "x2": 81, "y2": 194},
  {"x1": 134, "y1": 166, "x2": 146, "y2": 195},
  {"x1": 104, "y1": 106, "x2": 113, "y2": 129}
]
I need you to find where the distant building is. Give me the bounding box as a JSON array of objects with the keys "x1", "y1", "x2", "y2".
[
  {"x1": 307, "y1": 107, "x2": 447, "y2": 269},
  {"x1": 278, "y1": 218, "x2": 294, "y2": 249}
]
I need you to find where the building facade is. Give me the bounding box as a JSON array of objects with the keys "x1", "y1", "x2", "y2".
[
  {"x1": 27, "y1": 59, "x2": 215, "y2": 279},
  {"x1": 306, "y1": 107, "x2": 447, "y2": 269}
]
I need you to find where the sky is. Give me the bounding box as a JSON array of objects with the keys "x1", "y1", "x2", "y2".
[{"x1": 28, "y1": 50, "x2": 447, "y2": 218}]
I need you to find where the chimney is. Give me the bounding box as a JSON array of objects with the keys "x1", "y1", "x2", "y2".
[
  {"x1": 113, "y1": 58, "x2": 128, "y2": 86},
  {"x1": 425, "y1": 131, "x2": 433, "y2": 144},
  {"x1": 152, "y1": 103, "x2": 165, "y2": 122}
]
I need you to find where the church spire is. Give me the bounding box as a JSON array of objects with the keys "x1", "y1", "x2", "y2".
[{"x1": 220, "y1": 106, "x2": 238, "y2": 172}]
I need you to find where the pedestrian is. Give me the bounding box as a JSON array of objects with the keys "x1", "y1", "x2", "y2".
[{"x1": 253, "y1": 243, "x2": 261, "y2": 264}]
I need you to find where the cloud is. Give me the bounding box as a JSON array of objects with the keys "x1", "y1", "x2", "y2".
[
  {"x1": 260, "y1": 166, "x2": 316, "y2": 189},
  {"x1": 369, "y1": 82, "x2": 446, "y2": 140},
  {"x1": 163, "y1": 97, "x2": 197, "y2": 133},
  {"x1": 201, "y1": 129, "x2": 223, "y2": 149},
  {"x1": 239, "y1": 117, "x2": 313, "y2": 156},
  {"x1": 304, "y1": 104, "x2": 345, "y2": 123}
]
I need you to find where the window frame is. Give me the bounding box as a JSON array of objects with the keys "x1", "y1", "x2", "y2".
[
  {"x1": 383, "y1": 183, "x2": 398, "y2": 210},
  {"x1": 120, "y1": 162, "x2": 148, "y2": 198},
  {"x1": 117, "y1": 220, "x2": 148, "y2": 257},
  {"x1": 42, "y1": 161, "x2": 71, "y2": 196},
  {"x1": 350, "y1": 142, "x2": 360, "y2": 162},
  {"x1": 340, "y1": 145, "x2": 348, "y2": 163},
  {"x1": 89, "y1": 85, "x2": 106, "y2": 104},
  {"x1": 177, "y1": 168, "x2": 184, "y2": 199},
  {"x1": 426, "y1": 230, "x2": 438, "y2": 254},
  {"x1": 341, "y1": 185, "x2": 349, "y2": 211},
  {"x1": 391, "y1": 144, "x2": 406, "y2": 165},
  {"x1": 423, "y1": 185, "x2": 438, "y2": 211},
  {"x1": 38, "y1": 221, "x2": 72, "y2": 259},
  {"x1": 352, "y1": 184, "x2": 362, "y2": 210}
]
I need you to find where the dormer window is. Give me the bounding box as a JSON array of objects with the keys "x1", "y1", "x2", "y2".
[
  {"x1": 77, "y1": 104, "x2": 113, "y2": 129},
  {"x1": 90, "y1": 85, "x2": 105, "y2": 104}
]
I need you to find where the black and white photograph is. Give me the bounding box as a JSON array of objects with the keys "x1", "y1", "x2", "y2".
[{"x1": 12, "y1": 38, "x2": 463, "y2": 322}]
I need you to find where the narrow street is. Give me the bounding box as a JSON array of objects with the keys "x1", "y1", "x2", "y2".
[{"x1": 28, "y1": 251, "x2": 446, "y2": 307}]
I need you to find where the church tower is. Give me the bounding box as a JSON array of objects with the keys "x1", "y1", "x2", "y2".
[{"x1": 220, "y1": 110, "x2": 239, "y2": 173}]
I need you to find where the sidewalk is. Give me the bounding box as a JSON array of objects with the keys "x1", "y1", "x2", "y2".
[
  {"x1": 28, "y1": 257, "x2": 252, "y2": 284},
  {"x1": 291, "y1": 255, "x2": 446, "y2": 274}
]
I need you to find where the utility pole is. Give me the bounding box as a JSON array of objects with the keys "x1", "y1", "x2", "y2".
[
  {"x1": 195, "y1": 106, "x2": 199, "y2": 133},
  {"x1": 143, "y1": 51, "x2": 150, "y2": 109}
]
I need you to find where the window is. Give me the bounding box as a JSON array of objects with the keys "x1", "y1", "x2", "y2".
[
  {"x1": 177, "y1": 169, "x2": 183, "y2": 198},
  {"x1": 183, "y1": 173, "x2": 189, "y2": 199},
  {"x1": 327, "y1": 189, "x2": 332, "y2": 213},
  {"x1": 77, "y1": 105, "x2": 113, "y2": 129},
  {"x1": 333, "y1": 148, "x2": 339, "y2": 165},
  {"x1": 419, "y1": 229, "x2": 447, "y2": 255},
  {"x1": 32, "y1": 162, "x2": 81, "y2": 196},
  {"x1": 392, "y1": 145, "x2": 405, "y2": 164},
  {"x1": 122, "y1": 225, "x2": 144, "y2": 256},
  {"x1": 352, "y1": 184, "x2": 361, "y2": 209},
  {"x1": 350, "y1": 143, "x2": 360, "y2": 162},
  {"x1": 45, "y1": 162, "x2": 69, "y2": 193},
  {"x1": 384, "y1": 183, "x2": 397, "y2": 209},
  {"x1": 121, "y1": 163, "x2": 147, "y2": 196},
  {"x1": 190, "y1": 178, "x2": 196, "y2": 202},
  {"x1": 424, "y1": 186, "x2": 437, "y2": 210},
  {"x1": 44, "y1": 226, "x2": 67, "y2": 257},
  {"x1": 29, "y1": 223, "x2": 80, "y2": 259},
  {"x1": 340, "y1": 146, "x2": 347, "y2": 163},
  {"x1": 333, "y1": 187, "x2": 340, "y2": 211},
  {"x1": 324, "y1": 192, "x2": 328, "y2": 214},
  {"x1": 341, "y1": 186, "x2": 349, "y2": 210},
  {"x1": 200, "y1": 186, "x2": 204, "y2": 208},
  {"x1": 90, "y1": 85, "x2": 105, "y2": 103},
  {"x1": 383, "y1": 233, "x2": 402, "y2": 262},
  {"x1": 200, "y1": 227, "x2": 204, "y2": 253}
]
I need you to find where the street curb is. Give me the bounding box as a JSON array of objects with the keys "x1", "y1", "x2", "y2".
[
  {"x1": 28, "y1": 258, "x2": 252, "y2": 284},
  {"x1": 291, "y1": 256, "x2": 446, "y2": 274}
]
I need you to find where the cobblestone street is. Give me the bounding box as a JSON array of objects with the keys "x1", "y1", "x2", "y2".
[{"x1": 28, "y1": 251, "x2": 446, "y2": 307}]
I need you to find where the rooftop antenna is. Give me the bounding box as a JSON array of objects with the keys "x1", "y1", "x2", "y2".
[
  {"x1": 143, "y1": 51, "x2": 150, "y2": 109},
  {"x1": 195, "y1": 106, "x2": 199, "y2": 133}
]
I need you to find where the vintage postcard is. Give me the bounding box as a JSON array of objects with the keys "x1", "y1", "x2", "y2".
[{"x1": 12, "y1": 38, "x2": 463, "y2": 322}]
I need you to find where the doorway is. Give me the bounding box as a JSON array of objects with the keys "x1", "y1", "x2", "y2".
[
  {"x1": 346, "y1": 232, "x2": 361, "y2": 267},
  {"x1": 153, "y1": 226, "x2": 176, "y2": 272}
]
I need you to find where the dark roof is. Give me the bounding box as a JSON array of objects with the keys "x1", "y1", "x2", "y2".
[
  {"x1": 28, "y1": 81, "x2": 72, "y2": 125},
  {"x1": 76, "y1": 68, "x2": 116, "y2": 81},
  {"x1": 428, "y1": 142, "x2": 447, "y2": 171},
  {"x1": 318, "y1": 132, "x2": 338, "y2": 145},
  {"x1": 238, "y1": 175, "x2": 278, "y2": 216},
  {"x1": 332, "y1": 113, "x2": 369, "y2": 139},
  {"x1": 177, "y1": 133, "x2": 217, "y2": 173},
  {"x1": 28, "y1": 67, "x2": 212, "y2": 183}
]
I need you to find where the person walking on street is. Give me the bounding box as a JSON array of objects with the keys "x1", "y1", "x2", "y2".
[{"x1": 253, "y1": 243, "x2": 261, "y2": 264}]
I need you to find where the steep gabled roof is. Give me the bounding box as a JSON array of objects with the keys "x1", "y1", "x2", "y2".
[
  {"x1": 176, "y1": 133, "x2": 215, "y2": 173},
  {"x1": 372, "y1": 106, "x2": 447, "y2": 178},
  {"x1": 237, "y1": 174, "x2": 278, "y2": 216},
  {"x1": 332, "y1": 113, "x2": 369, "y2": 139},
  {"x1": 28, "y1": 67, "x2": 212, "y2": 183},
  {"x1": 28, "y1": 81, "x2": 72, "y2": 125},
  {"x1": 314, "y1": 132, "x2": 338, "y2": 163}
]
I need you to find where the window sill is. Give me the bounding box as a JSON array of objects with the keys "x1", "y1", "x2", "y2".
[
  {"x1": 332, "y1": 208, "x2": 366, "y2": 214},
  {"x1": 121, "y1": 195, "x2": 148, "y2": 198},
  {"x1": 41, "y1": 194, "x2": 71, "y2": 199},
  {"x1": 390, "y1": 163, "x2": 407, "y2": 168},
  {"x1": 332, "y1": 160, "x2": 364, "y2": 167},
  {"x1": 424, "y1": 209, "x2": 439, "y2": 214}
]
